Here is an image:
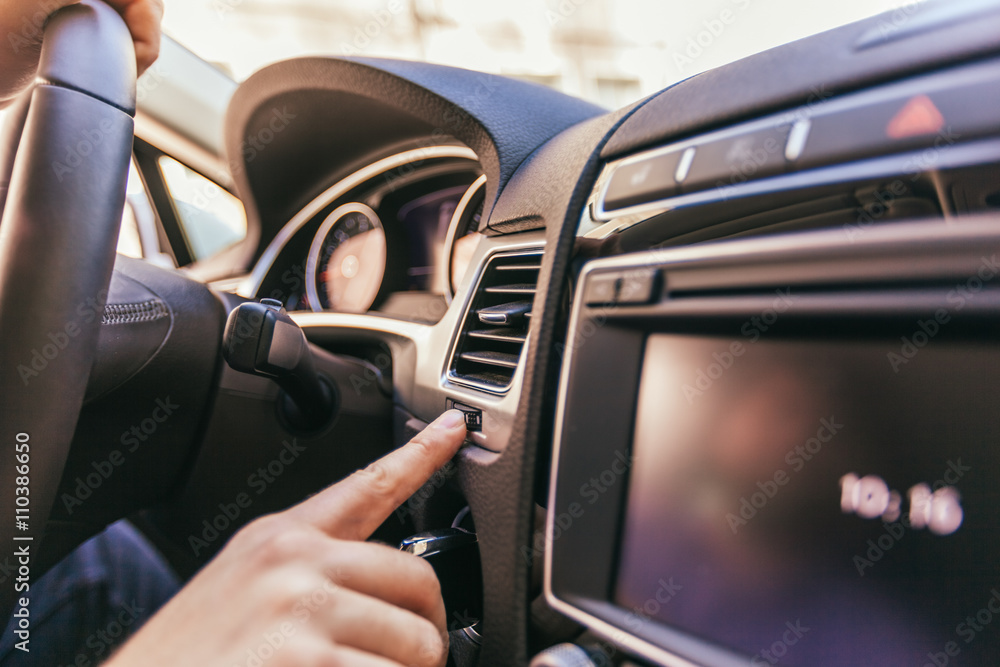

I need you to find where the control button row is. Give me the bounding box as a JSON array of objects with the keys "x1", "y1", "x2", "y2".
[{"x1": 600, "y1": 59, "x2": 1000, "y2": 216}]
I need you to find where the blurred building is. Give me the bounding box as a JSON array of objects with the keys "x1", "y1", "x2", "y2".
[{"x1": 165, "y1": 0, "x2": 905, "y2": 109}]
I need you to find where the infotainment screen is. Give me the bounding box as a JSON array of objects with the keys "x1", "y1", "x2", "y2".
[{"x1": 616, "y1": 333, "x2": 1000, "y2": 665}]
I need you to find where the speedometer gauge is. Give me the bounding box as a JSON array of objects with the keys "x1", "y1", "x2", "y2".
[{"x1": 305, "y1": 203, "x2": 386, "y2": 312}]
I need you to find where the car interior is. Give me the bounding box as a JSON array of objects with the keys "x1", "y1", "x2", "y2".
[{"x1": 1, "y1": 0, "x2": 1000, "y2": 664}]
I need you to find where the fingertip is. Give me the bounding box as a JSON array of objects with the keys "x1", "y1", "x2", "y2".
[{"x1": 434, "y1": 409, "x2": 467, "y2": 431}]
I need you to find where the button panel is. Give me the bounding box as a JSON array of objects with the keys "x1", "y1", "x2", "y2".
[{"x1": 596, "y1": 58, "x2": 1000, "y2": 218}]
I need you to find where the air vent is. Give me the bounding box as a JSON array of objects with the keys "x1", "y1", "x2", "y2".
[{"x1": 449, "y1": 251, "x2": 542, "y2": 391}]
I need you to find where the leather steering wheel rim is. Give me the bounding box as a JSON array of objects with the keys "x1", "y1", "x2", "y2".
[{"x1": 0, "y1": 0, "x2": 136, "y2": 618}]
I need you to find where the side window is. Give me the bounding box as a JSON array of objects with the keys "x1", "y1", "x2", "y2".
[
  {"x1": 117, "y1": 161, "x2": 176, "y2": 267},
  {"x1": 117, "y1": 162, "x2": 144, "y2": 259},
  {"x1": 157, "y1": 155, "x2": 247, "y2": 262}
]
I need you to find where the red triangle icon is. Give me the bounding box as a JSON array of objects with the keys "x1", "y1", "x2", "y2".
[{"x1": 886, "y1": 95, "x2": 945, "y2": 139}]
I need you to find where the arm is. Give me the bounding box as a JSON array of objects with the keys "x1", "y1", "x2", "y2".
[
  {"x1": 106, "y1": 409, "x2": 469, "y2": 667},
  {"x1": 0, "y1": 0, "x2": 163, "y2": 106}
]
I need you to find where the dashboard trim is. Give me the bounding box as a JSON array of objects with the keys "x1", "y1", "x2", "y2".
[
  {"x1": 239, "y1": 145, "x2": 478, "y2": 298},
  {"x1": 443, "y1": 174, "x2": 487, "y2": 304}
]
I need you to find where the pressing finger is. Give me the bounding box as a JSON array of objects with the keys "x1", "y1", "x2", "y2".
[{"x1": 290, "y1": 409, "x2": 467, "y2": 541}]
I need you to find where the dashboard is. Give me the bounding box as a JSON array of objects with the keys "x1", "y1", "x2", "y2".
[{"x1": 210, "y1": 3, "x2": 1000, "y2": 666}]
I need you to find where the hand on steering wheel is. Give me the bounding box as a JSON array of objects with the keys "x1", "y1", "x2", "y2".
[{"x1": 0, "y1": 0, "x2": 163, "y2": 107}]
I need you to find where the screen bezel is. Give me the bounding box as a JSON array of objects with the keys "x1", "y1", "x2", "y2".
[{"x1": 544, "y1": 222, "x2": 1000, "y2": 666}]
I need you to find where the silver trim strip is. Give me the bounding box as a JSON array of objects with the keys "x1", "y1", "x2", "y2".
[
  {"x1": 544, "y1": 287, "x2": 701, "y2": 667},
  {"x1": 238, "y1": 146, "x2": 478, "y2": 298},
  {"x1": 443, "y1": 174, "x2": 488, "y2": 303}
]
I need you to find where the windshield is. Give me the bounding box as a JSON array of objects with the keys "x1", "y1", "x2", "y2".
[{"x1": 165, "y1": 0, "x2": 911, "y2": 108}]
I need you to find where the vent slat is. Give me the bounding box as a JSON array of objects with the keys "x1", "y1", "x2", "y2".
[
  {"x1": 477, "y1": 300, "x2": 532, "y2": 325},
  {"x1": 468, "y1": 328, "x2": 528, "y2": 343},
  {"x1": 484, "y1": 283, "x2": 536, "y2": 295},
  {"x1": 450, "y1": 250, "x2": 543, "y2": 391},
  {"x1": 459, "y1": 350, "x2": 521, "y2": 369},
  {"x1": 494, "y1": 263, "x2": 542, "y2": 271},
  {"x1": 458, "y1": 370, "x2": 512, "y2": 387}
]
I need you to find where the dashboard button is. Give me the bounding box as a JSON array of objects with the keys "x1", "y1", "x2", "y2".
[
  {"x1": 446, "y1": 400, "x2": 483, "y2": 432},
  {"x1": 602, "y1": 150, "x2": 683, "y2": 211},
  {"x1": 795, "y1": 76, "x2": 1000, "y2": 169},
  {"x1": 684, "y1": 125, "x2": 792, "y2": 191},
  {"x1": 616, "y1": 268, "x2": 658, "y2": 304},
  {"x1": 584, "y1": 274, "x2": 620, "y2": 305},
  {"x1": 584, "y1": 269, "x2": 658, "y2": 306}
]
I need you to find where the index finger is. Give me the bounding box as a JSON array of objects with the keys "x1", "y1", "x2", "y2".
[{"x1": 290, "y1": 409, "x2": 468, "y2": 540}]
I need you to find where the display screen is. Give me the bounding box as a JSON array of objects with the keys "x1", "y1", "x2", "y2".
[{"x1": 616, "y1": 333, "x2": 1000, "y2": 664}]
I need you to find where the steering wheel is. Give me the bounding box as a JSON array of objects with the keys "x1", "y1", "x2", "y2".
[{"x1": 0, "y1": 0, "x2": 136, "y2": 618}]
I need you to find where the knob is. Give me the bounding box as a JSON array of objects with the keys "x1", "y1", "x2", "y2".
[
  {"x1": 401, "y1": 527, "x2": 482, "y2": 630},
  {"x1": 530, "y1": 643, "x2": 599, "y2": 667}
]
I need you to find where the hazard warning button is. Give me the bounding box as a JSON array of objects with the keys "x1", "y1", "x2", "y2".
[
  {"x1": 886, "y1": 95, "x2": 945, "y2": 140},
  {"x1": 793, "y1": 94, "x2": 954, "y2": 168},
  {"x1": 792, "y1": 65, "x2": 1000, "y2": 170}
]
